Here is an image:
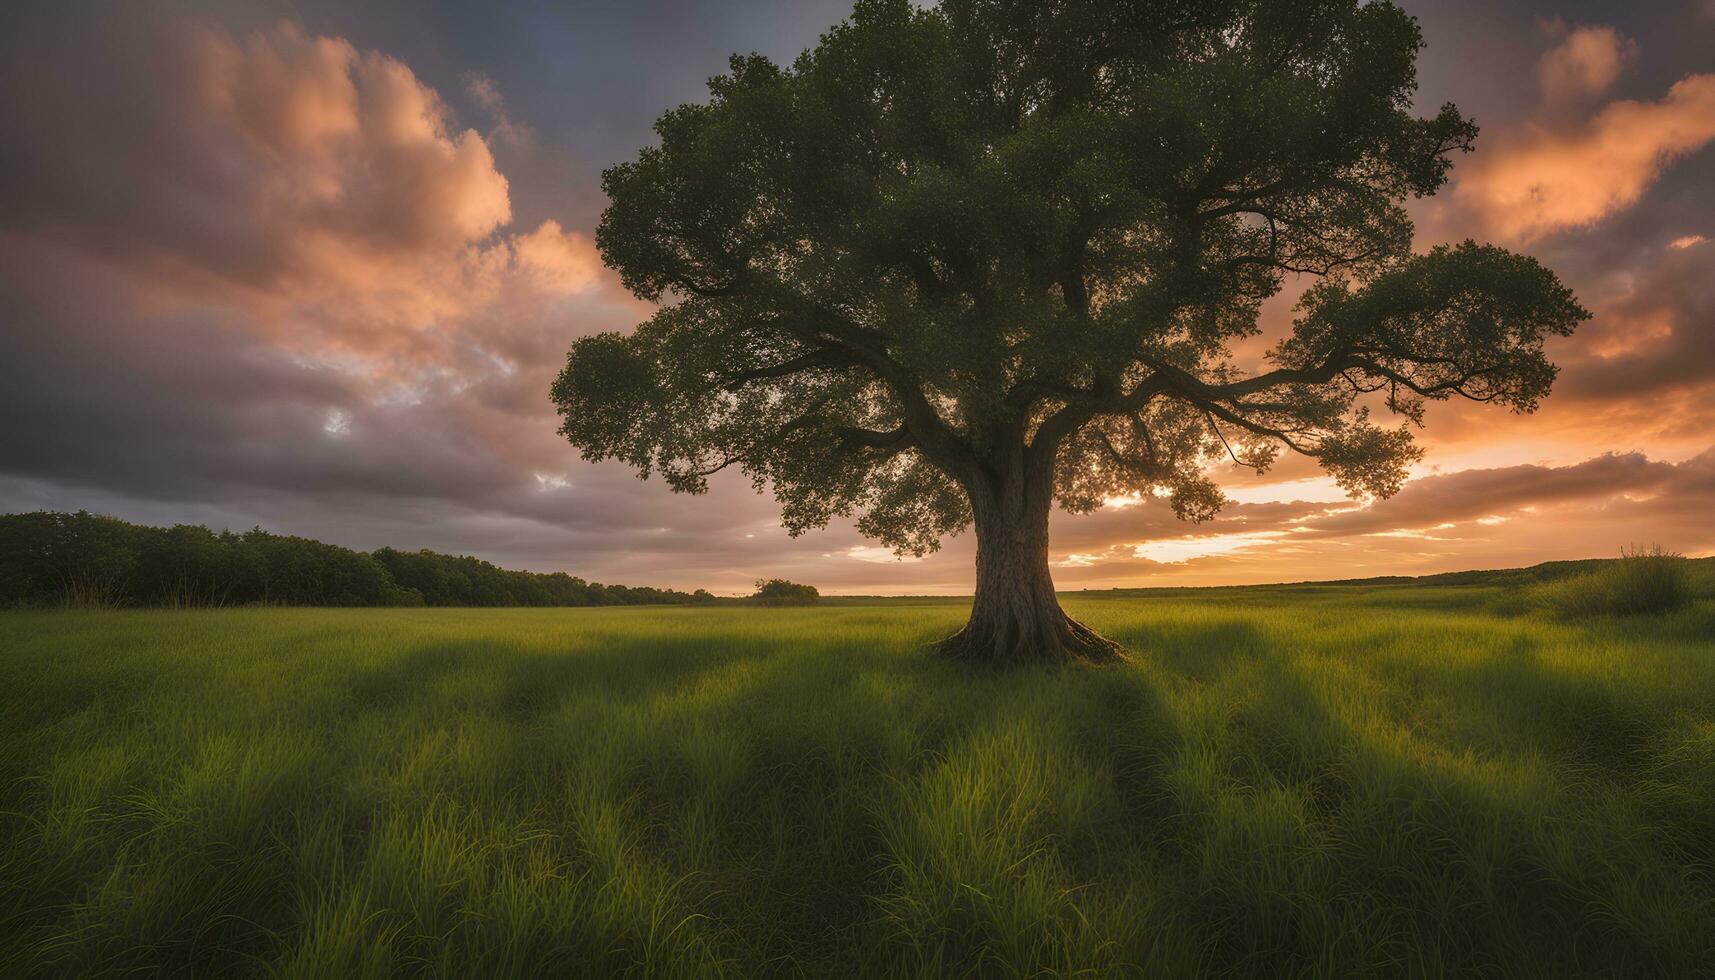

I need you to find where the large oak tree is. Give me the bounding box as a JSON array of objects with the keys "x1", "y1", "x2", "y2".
[{"x1": 552, "y1": 0, "x2": 1587, "y2": 665}]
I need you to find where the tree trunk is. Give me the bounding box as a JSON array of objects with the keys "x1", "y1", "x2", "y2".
[{"x1": 934, "y1": 470, "x2": 1124, "y2": 666}]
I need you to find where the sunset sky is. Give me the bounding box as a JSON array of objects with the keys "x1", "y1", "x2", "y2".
[{"x1": 3, "y1": 0, "x2": 1714, "y2": 594}]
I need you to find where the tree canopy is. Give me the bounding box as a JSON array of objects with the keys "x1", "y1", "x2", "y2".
[{"x1": 552, "y1": 0, "x2": 1586, "y2": 661}]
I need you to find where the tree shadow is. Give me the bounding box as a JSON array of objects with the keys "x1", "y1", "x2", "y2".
[
  {"x1": 344, "y1": 640, "x2": 493, "y2": 710},
  {"x1": 1126, "y1": 618, "x2": 1270, "y2": 684},
  {"x1": 1366, "y1": 633, "x2": 1666, "y2": 782}
]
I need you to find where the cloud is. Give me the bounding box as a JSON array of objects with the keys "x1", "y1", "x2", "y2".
[
  {"x1": 1454, "y1": 69, "x2": 1715, "y2": 243},
  {"x1": 0, "y1": 19, "x2": 676, "y2": 580},
  {"x1": 167, "y1": 22, "x2": 576, "y2": 363},
  {"x1": 1536, "y1": 23, "x2": 1634, "y2": 107},
  {"x1": 179, "y1": 23, "x2": 509, "y2": 309},
  {"x1": 1555, "y1": 236, "x2": 1715, "y2": 401},
  {"x1": 1455, "y1": 70, "x2": 1715, "y2": 241},
  {"x1": 1445, "y1": 25, "x2": 1715, "y2": 245},
  {"x1": 3, "y1": 19, "x2": 610, "y2": 371},
  {"x1": 1302, "y1": 452, "x2": 1676, "y2": 537},
  {"x1": 1033, "y1": 449, "x2": 1715, "y2": 585},
  {"x1": 512, "y1": 220, "x2": 602, "y2": 292},
  {"x1": 463, "y1": 71, "x2": 533, "y2": 148}
]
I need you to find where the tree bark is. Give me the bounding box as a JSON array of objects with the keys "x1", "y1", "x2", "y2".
[{"x1": 934, "y1": 468, "x2": 1124, "y2": 666}]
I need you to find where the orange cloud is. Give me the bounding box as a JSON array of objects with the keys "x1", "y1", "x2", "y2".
[
  {"x1": 512, "y1": 220, "x2": 602, "y2": 293},
  {"x1": 192, "y1": 24, "x2": 359, "y2": 160},
  {"x1": 177, "y1": 23, "x2": 512, "y2": 329},
  {"x1": 1554, "y1": 236, "x2": 1715, "y2": 404},
  {"x1": 1456, "y1": 71, "x2": 1715, "y2": 241},
  {"x1": 1535, "y1": 24, "x2": 1633, "y2": 107},
  {"x1": 24, "y1": 19, "x2": 623, "y2": 386}
]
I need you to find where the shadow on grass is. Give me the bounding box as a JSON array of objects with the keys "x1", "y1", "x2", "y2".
[
  {"x1": 1131, "y1": 618, "x2": 1270, "y2": 684},
  {"x1": 346, "y1": 640, "x2": 488, "y2": 709},
  {"x1": 1361, "y1": 631, "x2": 1678, "y2": 780}
]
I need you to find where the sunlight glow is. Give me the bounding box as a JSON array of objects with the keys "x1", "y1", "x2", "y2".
[
  {"x1": 842, "y1": 546, "x2": 920, "y2": 564},
  {"x1": 1222, "y1": 478, "x2": 1351, "y2": 505},
  {"x1": 1369, "y1": 524, "x2": 1459, "y2": 539},
  {"x1": 1130, "y1": 531, "x2": 1289, "y2": 564}
]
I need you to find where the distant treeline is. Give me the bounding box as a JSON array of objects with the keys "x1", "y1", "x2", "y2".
[{"x1": 0, "y1": 511, "x2": 707, "y2": 609}]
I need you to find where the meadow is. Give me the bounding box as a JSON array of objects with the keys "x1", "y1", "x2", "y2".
[{"x1": 2, "y1": 572, "x2": 1713, "y2": 978}]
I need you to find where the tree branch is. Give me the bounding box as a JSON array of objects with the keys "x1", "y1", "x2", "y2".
[
  {"x1": 833, "y1": 424, "x2": 914, "y2": 450},
  {"x1": 757, "y1": 294, "x2": 984, "y2": 482},
  {"x1": 720, "y1": 349, "x2": 855, "y2": 390}
]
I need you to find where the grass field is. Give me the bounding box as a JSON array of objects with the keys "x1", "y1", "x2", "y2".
[{"x1": 3, "y1": 577, "x2": 1714, "y2": 977}]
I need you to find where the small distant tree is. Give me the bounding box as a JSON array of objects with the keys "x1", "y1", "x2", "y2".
[
  {"x1": 553, "y1": 0, "x2": 1587, "y2": 664},
  {"x1": 752, "y1": 579, "x2": 820, "y2": 604}
]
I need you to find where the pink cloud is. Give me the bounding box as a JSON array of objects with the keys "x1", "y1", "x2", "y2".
[
  {"x1": 174, "y1": 23, "x2": 513, "y2": 334},
  {"x1": 1456, "y1": 69, "x2": 1715, "y2": 241},
  {"x1": 184, "y1": 23, "x2": 514, "y2": 252},
  {"x1": 15, "y1": 20, "x2": 625, "y2": 384},
  {"x1": 1535, "y1": 24, "x2": 1634, "y2": 108},
  {"x1": 512, "y1": 220, "x2": 603, "y2": 293}
]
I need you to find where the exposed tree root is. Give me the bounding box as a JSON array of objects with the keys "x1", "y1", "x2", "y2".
[{"x1": 934, "y1": 611, "x2": 1126, "y2": 667}]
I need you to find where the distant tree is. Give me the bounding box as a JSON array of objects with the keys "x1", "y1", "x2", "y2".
[
  {"x1": 0, "y1": 511, "x2": 141, "y2": 608},
  {"x1": 0, "y1": 512, "x2": 702, "y2": 608},
  {"x1": 239, "y1": 529, "x2": 395, "y2": 606},
  {"x1": 136, "y1": 524, "x2": 243, "y2": 608},
  {"x1": 552, "y1": 0, "x2": 1587, "y2": 664},
  {"x1": 752, "y1": 579, "x2": 820, "y2": 604}
]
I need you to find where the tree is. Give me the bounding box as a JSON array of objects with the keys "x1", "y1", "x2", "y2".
[
  {"x1": 752, "y1": 579, "x2": 821, "y2": 603},
  {"x1": 552, "y1": 0, "x2": 1587, "y2": 665},
  {"x1": 0, "y1": 511, "x2": 142, "y2": 608}
]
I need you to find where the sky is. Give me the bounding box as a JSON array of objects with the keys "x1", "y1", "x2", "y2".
[{"x1": 2, "y1": 0, "x2": 1714, "y2": 595}]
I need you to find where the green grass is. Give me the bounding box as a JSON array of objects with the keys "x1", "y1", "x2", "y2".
[
  {"x1": 1512, "y1": 547, "x2": 1698, "y2": 619},
  {"x1": 2, "y1": 580, "x2": 1714, "y2": 977}
]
